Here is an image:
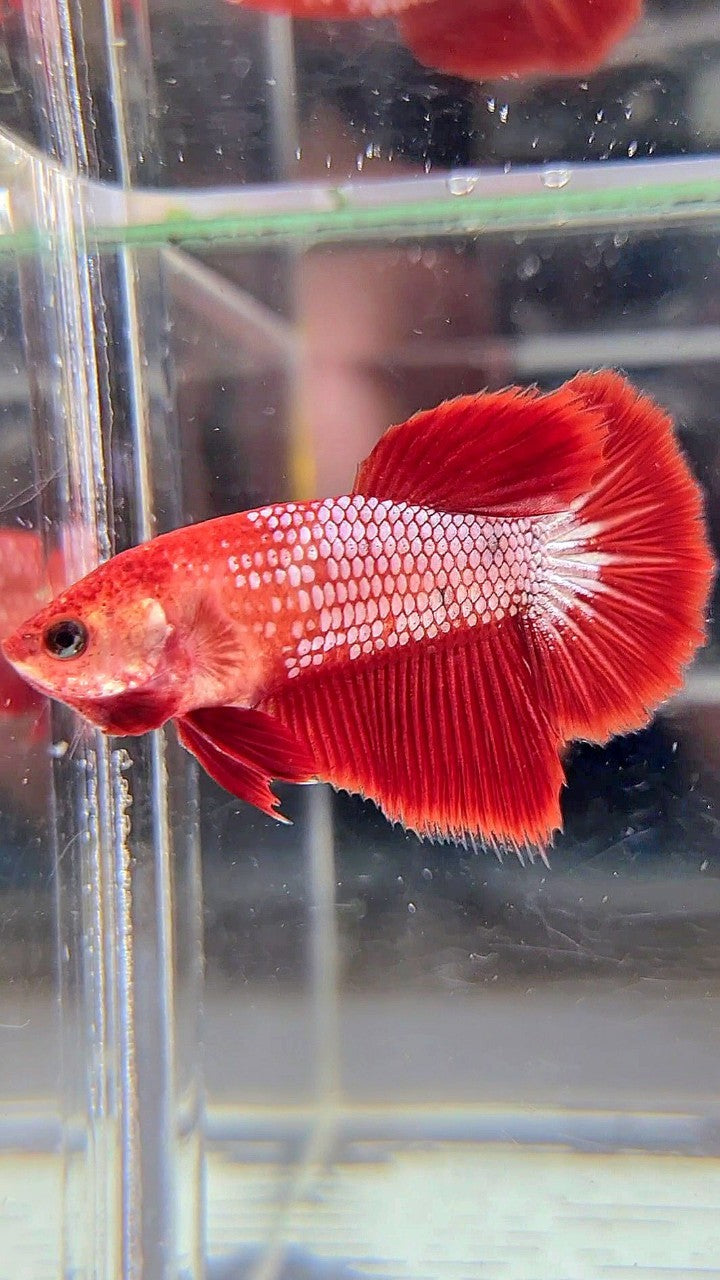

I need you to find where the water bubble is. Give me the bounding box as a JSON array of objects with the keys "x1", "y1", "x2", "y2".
[
  {"x1": 447, "y1": 173, "x2": 479, "y2": 197},
  {"x1": 518, "y1": 253, "x2": 541, "y2": 281},
  {"x1": 541, "y1": 168, "x2": 571, "y2": 190},
  {"x1": 407, "y1": 902, "x2": 417, "y2": 914}
]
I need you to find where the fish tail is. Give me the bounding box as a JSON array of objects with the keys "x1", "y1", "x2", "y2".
[
  {"x1": 534, "y1": 370, "x2": 714, "y2": 744},
  {"x1": 265, "y1": 372, "x2": 712, "y2": 852},
  {"x1": 400, "y1": 0, "x2": 643, "y2": 80}
]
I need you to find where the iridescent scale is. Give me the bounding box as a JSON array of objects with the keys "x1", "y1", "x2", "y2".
[{"x1": 242, "y1": 495, "x2": 539, "y2": 680}]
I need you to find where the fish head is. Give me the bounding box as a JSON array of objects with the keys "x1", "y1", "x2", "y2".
[{"x1": 1, "y1": 549, "x2": 185, "y2": 734}]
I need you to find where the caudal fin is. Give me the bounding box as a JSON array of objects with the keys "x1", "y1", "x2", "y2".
[
  {"x1": 535, "y1": 370, "x2": 714, "y2": 746},
  {"x1": 267, "y1": 372, "x2": 712, "y2": 853},
  {"x1": 401, "y1": 0, "x2": 643, "y2": 80},
  {"x1": 259, "y1": 372, "x2": 709, "y2": 853}
]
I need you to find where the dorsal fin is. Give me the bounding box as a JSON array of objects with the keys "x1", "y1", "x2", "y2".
[{"x1": 352, "y1": 384, "x2": 607, "y2": 517}]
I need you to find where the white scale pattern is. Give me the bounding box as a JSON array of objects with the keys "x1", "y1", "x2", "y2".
[{"x1": 241, "y1": 495, "x2": 541, "y2": 680}]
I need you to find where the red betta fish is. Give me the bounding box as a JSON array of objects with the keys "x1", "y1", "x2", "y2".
[
  {"x1": 231, "y1": 0, "x2": 642, "y2": 80},
  {"x1": 1, "y1": 371, "x2": 714, "y2": 853}
]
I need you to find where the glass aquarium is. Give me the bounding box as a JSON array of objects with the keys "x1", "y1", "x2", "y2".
[{"x1": 1, "y1": 1, "x2": 720, "y2": 1277}]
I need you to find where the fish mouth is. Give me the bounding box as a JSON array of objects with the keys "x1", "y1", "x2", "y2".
[
  {"x1": 0, "y1": 635, "x2": 63, "y2": 704},
  {"x1": 1, "y1": 632, "x2": 26, "y2": 666},
  {"x1": 0, "y1": 653, "x2": 53, "y2": 700},
  {"x1": 1, "y1": 636, "x2": 43, "y2": 683}
]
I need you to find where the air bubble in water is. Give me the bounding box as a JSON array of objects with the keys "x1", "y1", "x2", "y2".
[
  {"x1": 447, "y1": 173, "x2": 479, "y2": 197},
  {"x1": 518, "y1": 254, "x2": 541, "y2": 281},
  {"x1": 541, "y1": 168, "x2": 571, "y2": 190}
]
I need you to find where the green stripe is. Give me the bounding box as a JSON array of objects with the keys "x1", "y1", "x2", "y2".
[{"x1": 3, "y1": 172, "x2": 720, "y2": 256}]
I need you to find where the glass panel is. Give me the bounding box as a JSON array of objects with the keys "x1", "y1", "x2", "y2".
[
  {"x1": 0, "y1": 258, "x2": 62, "y2": 1280},
  {"x1": 157, "y1": 221, "x2": 720, "y2": 1275},
  {"x1": 1, "y1": 0, "x2": 719, "y2": 1277}
]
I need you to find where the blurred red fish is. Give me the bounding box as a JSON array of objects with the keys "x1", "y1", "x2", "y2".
[
  {"x1": 231, "y1": 0, "x2": 642, "y2": 79},
  {"x1": 0, "y1": 529, "x2": 55, "y2": 718},
  {"x1": 2, "y1": 371, "x2": 713, "y2": 853}
]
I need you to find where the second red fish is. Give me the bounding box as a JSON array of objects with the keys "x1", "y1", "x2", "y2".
[{"x1": 230, "y1": 0, "x2": 643, "y2": 80}]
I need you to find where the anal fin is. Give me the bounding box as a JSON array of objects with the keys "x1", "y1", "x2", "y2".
[{"x1": 263, "y1": 619, "x2": 566, "y2": 853}]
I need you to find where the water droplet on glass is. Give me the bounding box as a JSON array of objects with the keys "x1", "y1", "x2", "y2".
[
  {"x1": 541, "y1": 168, "x2": 571, "y2": 190},
  {"x1": 0, "y1": 46, "x2": 19, "y2": 95},
  {"x1": 447, "y1": 173, "x2": 479, "y2": 197}
]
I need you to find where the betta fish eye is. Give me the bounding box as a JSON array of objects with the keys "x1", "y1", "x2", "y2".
[{"x1": 43, "y1": 618, "x2": 88, "y2": 660}]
